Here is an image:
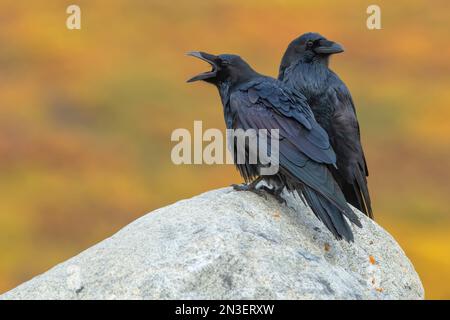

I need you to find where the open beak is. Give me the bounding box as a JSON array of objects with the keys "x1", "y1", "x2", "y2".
[
  {"x1": 186, "y1": 51, "x2": 219, "y2": 82},
  {"x1": 314, "y1": 39, "x2": 344, "y2": 55}
]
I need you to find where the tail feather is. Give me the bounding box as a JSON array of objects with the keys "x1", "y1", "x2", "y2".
[
  {"x1": 301, "y1": 185, "x2": 355, "y2": 242},
  {"x1": 354, "y1": 167, "x2": 373, "y2": 218},
  {"x1": 332, "y1": 165, "x2": 374, "y2": 219}
]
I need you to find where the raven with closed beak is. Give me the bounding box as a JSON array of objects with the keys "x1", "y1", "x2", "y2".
[
  {"x1": 187, "y1": 52, "x2": 361, "y2": 241},
  {"x1": 279, "y1": 33, "x2": 373, "y2": 218}
]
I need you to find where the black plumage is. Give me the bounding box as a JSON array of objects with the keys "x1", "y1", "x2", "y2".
[
  {"x1": 187, "y1": 52, "x2": 362, "y2": 241},
  {"x1": 279, "y1": 33, "x2": 373, "y2": 218}
]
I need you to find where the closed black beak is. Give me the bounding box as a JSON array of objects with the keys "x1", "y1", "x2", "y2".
[{"x1": 314, "y1": 40, "x2": 344, "y2": 54}]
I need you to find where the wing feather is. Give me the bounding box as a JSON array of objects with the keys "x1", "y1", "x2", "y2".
[{"x1": 229, "y1": 81, "x2": 360, "y2": 225}]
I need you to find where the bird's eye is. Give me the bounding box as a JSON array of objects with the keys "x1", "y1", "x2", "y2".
[
  {"x1": 221, "y1": 60, "x2": 230, "y2": 67},
  {"x1": 306, "y1": 40, "x2": 314, "y2": 48}
]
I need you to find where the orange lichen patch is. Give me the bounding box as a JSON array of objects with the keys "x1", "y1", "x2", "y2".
[
  {"x1": 324, "y1": 243, "x2": 331, "y2": 252},
  {"x1": 369, "y1": 255, "x2": 376, "y2": 265},
  {"x1": 376, "y1": 287, "x2": 384, "y2": 293},
  {"x1": 273, "y1": 211, "x2": 280, "y2": 219}
]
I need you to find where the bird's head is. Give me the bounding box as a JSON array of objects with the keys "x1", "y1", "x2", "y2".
[
  {"x1": 187, "y1": 52, "x2": 257, "y2": 86},
  {"x1": 279, "y1": 33, "x2": 344, "y2": 73}
]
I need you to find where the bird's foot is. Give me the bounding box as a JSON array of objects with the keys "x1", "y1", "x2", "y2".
[
  {"x1": 232, "y1": 183, "x2": 252, "y2": 192},
  {"x1": 258, "y1": 185, "x2": 287, "y2": 206},
  {"x1": 275, "y1": 195, "x2": 287, "y2": 206},
  {"x1": 231, "y1": 177, "x2": 263, "y2": 192},
  {"x1": 231, "y1": 182, "x2": 268, "y2": 200},
  {"x1": 250, "y1": 188, "x2": 269, "y2": 200}
]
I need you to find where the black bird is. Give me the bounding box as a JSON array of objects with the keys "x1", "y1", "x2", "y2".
[
  {"x1": 187, "y1": 51, "x2": 361, "y2": 241},
  {"x1": 279, "y1": 33, "x2": 373, "y2": 218}
]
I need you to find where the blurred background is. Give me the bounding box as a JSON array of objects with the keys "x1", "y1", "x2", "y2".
[{"x1": 0, "y1": 0, "x2": 449, "y2": 298}]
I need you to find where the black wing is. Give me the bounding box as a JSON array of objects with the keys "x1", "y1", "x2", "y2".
[
  {"x1": 230, "y1": 79, "x2": 361, "y2": 240},
  {"x1": 236, "y1": 79, "x2": 336, "y2": 165},
  {"x1": 325, "y1": 78, "x2": 373, "y2": 218}
]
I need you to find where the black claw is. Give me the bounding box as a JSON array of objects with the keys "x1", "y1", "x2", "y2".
[
  {"x1": 232, "y1": 183, "x2": 251, "y2": 191},
  {"x1": 258, "y1": 185, "x2": 287, "y2": 205},
  {"x1": 272, "y1": 194, "x2": 287, "y2": 205},
  {"x1": 251, "y1": 188, "x2": 268, "y2": 200},
  {"x1": 276, "y1": 197, "x2": 287, "y2": 206},
  {"x1": 232, "y1": 184, "x2": 266, "y2": 200}
]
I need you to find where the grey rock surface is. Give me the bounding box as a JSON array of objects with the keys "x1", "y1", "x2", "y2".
[{"x1": 1, "y1": 187, "x2": 424, "y2": 300}]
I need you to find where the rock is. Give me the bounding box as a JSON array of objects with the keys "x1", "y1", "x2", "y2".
[{"x1": 0, "y1": 187, "x2": 424, "y2": 300}]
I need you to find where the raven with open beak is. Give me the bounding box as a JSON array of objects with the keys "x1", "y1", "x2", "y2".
[{"x1": 187, "y1": 51, "x2": 361, "y2": 241}]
